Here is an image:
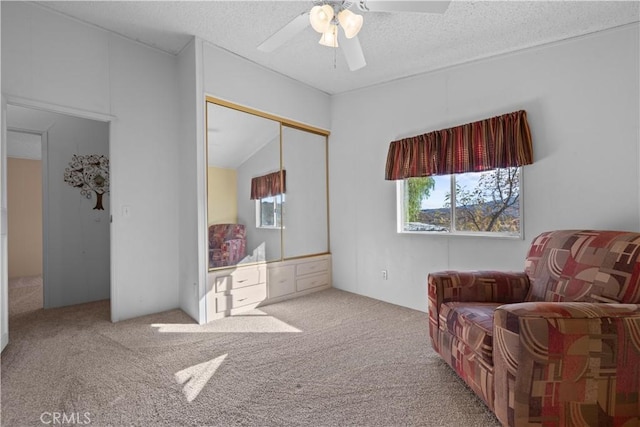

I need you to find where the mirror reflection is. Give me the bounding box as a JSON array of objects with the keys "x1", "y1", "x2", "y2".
[
  {"x1": 206, "y1": 100, "x2": 329, "y2": 271},
  {"x1": 207, "y1": 103, "x2": 281, "y2": 268},
  {"x1": 282, "y1": 126, "x2": 328, "y2": 258}
]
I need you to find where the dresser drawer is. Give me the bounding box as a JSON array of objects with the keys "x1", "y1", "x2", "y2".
[
  {"x1": 211, "y1": 265, "x2": 265, "y2": 293},
  {"x1": 296, "y1": 259, "x2": 329, "y2": 277},
  {"x1": 296, "y1": 272, "x2": 330, "y2": 292},
  {"x1": 216, "y1": 284, "x2": 266, "y2": 313},
  {"x1": 268, "y1": 265, "x2": 296, "y2": 298}
]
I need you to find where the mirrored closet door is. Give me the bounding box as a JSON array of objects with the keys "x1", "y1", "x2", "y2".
[
  {"x1": 281, "y1": 125, "x2": 328, "y2": 258},
  {"x1": 206, "y1": 98, "x2": 329, "y2": 271}
]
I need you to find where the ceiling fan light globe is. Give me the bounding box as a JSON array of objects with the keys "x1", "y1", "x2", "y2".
[
  {"x1": 310, "y1": 5, "x2": 334, "y2": 33},
  {"x1": 318, "y1": 24, "x2": 339, "y2": 47},
  {"x1": 338, "y1": 9, "x2": 363, "y2": 39}
]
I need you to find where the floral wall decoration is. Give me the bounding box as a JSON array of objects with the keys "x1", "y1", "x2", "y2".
[{"x1": 64, "y1": 154, "x2": 110, "y2": 210}]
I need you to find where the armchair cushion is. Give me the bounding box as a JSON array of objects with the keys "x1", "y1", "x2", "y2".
[
  {"x1": 440, "y1": 302, "x2": 501, "y2": 366},
  {"x1": 428, "y1": 271, "x2": 530, "y2": 352}
]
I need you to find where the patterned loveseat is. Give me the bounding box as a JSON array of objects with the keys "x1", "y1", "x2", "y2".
[
  {"x1": 208, "y1": 223, "x2": 247, "y2": 269},
  {"x1": 428, "y1": 230, "x2": 640, "y2": 426}
]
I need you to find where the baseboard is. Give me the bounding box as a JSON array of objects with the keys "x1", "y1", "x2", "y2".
[{"x1": 260, "y1": 284, "x2": 332, "y2": 307}]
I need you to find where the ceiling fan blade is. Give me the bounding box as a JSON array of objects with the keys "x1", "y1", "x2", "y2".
[
  {"x1": 339, "y1": 33, "x2": 366, "y2": 71},
  {"x1": 357, "y1": 1, "x2": 451, "y2": 14},
  {"x1": 257, "y1": 12, "x2": 310, "y2": 53}
]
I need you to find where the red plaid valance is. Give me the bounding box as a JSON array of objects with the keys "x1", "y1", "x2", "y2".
[
  {"x1": 385, "y1": 110, "x2": 533, "y2": 180},
  {"x1": 250, "y1": 170, "x2": 286, "y2": 200}
]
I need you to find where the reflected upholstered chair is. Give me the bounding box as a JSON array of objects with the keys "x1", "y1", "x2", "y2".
[
  {"x1": 428, "y1": 230, "x2": 640, "y2": 426},
  {"x1": 208, "y1": 224, "x2": 247, "y2": 269}
]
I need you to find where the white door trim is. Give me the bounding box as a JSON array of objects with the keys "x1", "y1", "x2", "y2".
[
  {"x1": 5, "y1": 96, "x2": 116, "y2": 124},
  {"x1": 1, "y1": 96, "x2": 9, "y2": 351}
]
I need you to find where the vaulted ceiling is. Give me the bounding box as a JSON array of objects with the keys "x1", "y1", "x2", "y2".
[{"x1": 36, "y1": 1, "x2": 640, "y2": 95}]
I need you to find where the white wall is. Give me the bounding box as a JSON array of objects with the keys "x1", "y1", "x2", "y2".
[
  {"x1": 329, "y1": 24, "x2": 640, "y2": 312},
  {"x1": 177, "y1": 38, "x2": 203, "y2": 322},
  {"x1": 2, "y1": 3, "x2": 110, "y2": 115},
  {"x1": 2, "y1": 2, "x2": 180, "y2": 321},
  {"x1": 202, "y1": 43, "x2": 331, "y2": 131},
  {"x1": 39, "y1": 112, "x2": 110, "y2": 307},
  {"x1": 105, "y1": 29, "x2": 180, "y2": 321}
]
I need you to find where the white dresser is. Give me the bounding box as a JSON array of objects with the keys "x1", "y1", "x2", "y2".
[
  {"x1": 206, "y1": 254, "x2": 331, "y2": 321},
  {"x1": 267, "y1": 254, "x2": 331, "y2": 302}
]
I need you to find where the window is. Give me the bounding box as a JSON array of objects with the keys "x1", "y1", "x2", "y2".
[
  {"x1": 398, "y1": 167, "x2": 521, "y2": 237},
  {"x1": 256, "y1": 194, "x2": 284, "y2": 228}
]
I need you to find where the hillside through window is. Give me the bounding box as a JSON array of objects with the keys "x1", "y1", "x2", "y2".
[{"x1": 398, "y1": 167, "x2": 521, "y2": 237}]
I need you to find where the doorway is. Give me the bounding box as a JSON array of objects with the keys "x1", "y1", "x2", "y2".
[
  {"x1": 5, "y1": 104, "x2": 111, "y2": 313},
  {"x1": 6, "y1": 129, "x2": 44, "y2": 315}
]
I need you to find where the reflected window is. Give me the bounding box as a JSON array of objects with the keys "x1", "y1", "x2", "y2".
[{"x1": 256, "y1": 194, "x2": 284, "y2": 228}]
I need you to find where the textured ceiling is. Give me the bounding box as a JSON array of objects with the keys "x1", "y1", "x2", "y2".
[{"x1": 35, "y1": 1, "x2": 640, "y2": 94}]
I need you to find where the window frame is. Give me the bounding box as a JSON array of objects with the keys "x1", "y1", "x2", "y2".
[
  {"x1": 255, "y1": 194, "x2": 284, "y2": 229},
  {"x1": 396, "y1": 168, "x2": 524, "y2": 239}
]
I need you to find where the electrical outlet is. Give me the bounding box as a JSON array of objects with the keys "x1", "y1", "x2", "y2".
[{"x1": 382, "y1": 270, "x2": 388, "y2": 280}]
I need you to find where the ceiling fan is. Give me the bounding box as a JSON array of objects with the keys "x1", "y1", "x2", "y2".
[{"x1": 257, "y1": 1, "x2": 451, "y2": 71}]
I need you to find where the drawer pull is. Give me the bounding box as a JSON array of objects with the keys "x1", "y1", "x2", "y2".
[
  {"x1": 238, "y1": 298, "x2": 247, "y2": 302},
  {"x1": 237, "y1": 279, "x2": 248, "y2": 283}
]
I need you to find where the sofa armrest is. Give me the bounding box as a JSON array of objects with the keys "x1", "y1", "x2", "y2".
[{"x1": 493, "y1": 302, "x2": 640, "y2": 426}]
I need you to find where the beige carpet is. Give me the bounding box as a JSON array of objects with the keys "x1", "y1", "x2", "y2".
[
  {"x1": 8, "y1": 276, "x2": 43, "y2": 316},
  {"x1": 1, "y1": 289, "x2": 500, "y2": 426}
]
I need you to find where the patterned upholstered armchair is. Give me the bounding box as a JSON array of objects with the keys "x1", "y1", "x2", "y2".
[
  {"x1": 208, "y1": 224, "x2": 247, "y2": 269},
  {"x1": 428, "y1": 230, "x2": 640, "y2": 426}
]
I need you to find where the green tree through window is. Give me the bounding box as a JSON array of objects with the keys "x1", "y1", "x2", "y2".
[
  {"x1": 400, "y1": 168, "x2": 521, "y2": 236},
  {"x1": 406, "y1": 177, "x2": 435, "y2": 222}
]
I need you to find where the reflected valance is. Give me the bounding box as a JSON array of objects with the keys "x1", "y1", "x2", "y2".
[
  {"x1": 250, "y1": 170, "x2": 286, "y2": 200},
  {"x1": 385, "y1": 110, "x2": 533, "y2": 180}
]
